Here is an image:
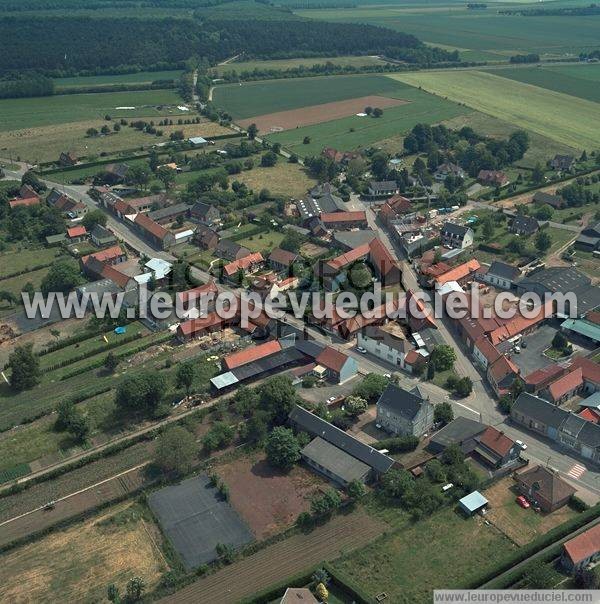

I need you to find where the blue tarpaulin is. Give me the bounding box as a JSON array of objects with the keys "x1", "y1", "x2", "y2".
[{"x1": 114, "y1": 326, "x2": 127, "y2": 334}]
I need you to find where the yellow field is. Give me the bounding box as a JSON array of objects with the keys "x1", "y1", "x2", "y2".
[
  {"x1": 0, "y1": 503, "x2": 167, "y2": 603},
  {"x1": 229, "y1": 162, "x2": 317, "y2": 198},
  {"x1": 390, "y1": 71, "x2": 600, "y2": 150}
]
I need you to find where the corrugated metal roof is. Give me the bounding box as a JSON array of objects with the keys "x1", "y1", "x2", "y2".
[
  {"x1": 459, "y1": 491, "x2": 488, "y2": 513},
  {"x1": 561, "y1": 318, "x2": 600, "y2": 342}
]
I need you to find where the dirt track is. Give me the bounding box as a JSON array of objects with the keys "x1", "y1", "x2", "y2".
[
  {"x1": 159, "y1": 510, "x2": 386, "y2": 604},
  {"x1": 238, "y1": 95, "x2": 407, "y2": 132}
]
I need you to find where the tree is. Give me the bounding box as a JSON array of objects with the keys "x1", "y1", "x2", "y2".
[
  {"x1": 347, "y1": 479, "x2": 366, "y2": 500},
  {"x1": 364, "y1": 106, "x2": 373, "y2": 115},
  {"x1": 55, "y1": 399, "x2": 90, "y2": 442},
  {"x1": 115, "y1": 371, "x2": 166, "y2": 415},
  {"x1": 454, "y1": 376, "x2": 473, "y2": 398},
  {"x1": 157, "y1": 165, "x2": 176, "y2": 190},
  {"x1": 240, "y1": 411, "x2": 269, "y2": 445},
  {"x1": 425, "y1": 459, "x2": 446, "y2": 482},
  {"x1": 7, "y1": 344, "x2": 40, "y2": 391},
  {"x1": 303, "y1": 136, "x2": 311, "y2": 145},
  {"x1": 125, "y1": 577, "x2": 145, "y2": 602},
  {"x1": 352, "y1": 373, "x2": 389, "y2": 402},
  {"x1": 430, "y1": 345, "x2": 456, "y2": 371},
  {"x1": 202, "y1": 421, "x2": 235, "y2": 452},
  {"x1": 348, "y1": 262, "x2": 372, "y2": 289},
  {"x1": 531, "y1": 163, "x2": 544, "y2": 184},
  {"x1": 81, "y1": 209, "x2": 107, "y2": 230},
  {"x1": 381, "y1": 468, "x2": 414, "y2": 500},
  {"x1": 312, "y1": 568, "x2": 330, "y2": 586},
  {"x1": 86, "y1": 127, "x2": 98, "y2": 137},
  {"x1": 344, "y1": 395, "x2": 368, "y2": 418},
  {"x1": 434, "y1": 402, "x2": 454, "y2": 426},
  {"x1": 104, "y1": 352, "x2": 119, "y2": 373},
  {"x1": 372, "y1": 107, "x2": 383, "y2": 118},
  {"x1": 311, "y1": 488, "x2": 341, "y2": 518},
  {"x1": 535, "y1": 229, "x2": 551, "y2": 253},
  {"x1": 441, "y1": 444, "x2": 464, "y2": 466},
  {"x1": 107, "y1": 584, "x2": 120, "y2": 603},
  {"x1": 482, "y1": 217, "x2": 494, "y2": 239},
  {"x1": 0, "y1": 290, "x2": 17, "y2": 306},
  {"x1": 552, "y1": 331, "x2": 568, "y2": 350},
  {"x1": 265, "y1": 427, "x2": 301, "y2": 470},
  {"x1": 155, "y1": 426, "x2": 197, "y2": 475},
  {"x1": 247, "y1": 123, "x2": 258, "y2": 140},
  {"x1": 258, "y1": 375, "x2": 301, "y2": 425},
  {"x1": 260, "y1": 151, "x2": 277, "y2": 167},
  {"x1": 535, "y1": 204, "x2": 553, "y2": 221},
  {"x1": 427, "y1": 362, "x2": 435, "y2": 381},
  {"x1": 216, "y1": 542, "x2": 236, "y2": 564},
  {"x1": 315, "y1": 583, "x2": 329, "y2": 602},
  {"x1": 41, "y1": 260, "x2": 83, "y2": 295},
  {"x1": 176, "y1": 360, "x2": 196, "y2": 396}
]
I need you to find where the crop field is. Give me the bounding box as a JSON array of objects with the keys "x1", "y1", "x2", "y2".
[
  {"x1": 266, "y1": 85, "x2": 470, "y2": 156},
  {"x1": 216, "y1": 55, "x2": 388, "y2": 75},
  {"x1": 0, "y1": 89, "x2": 189, "y2": 132},
  {"x1": 297, "y1": 5, "x2": 600, "y2": 56},
  {"x1": 485, "y1": 63, "x2": 600, "y2": 104},
  {"x1": 159, "y1": 510, "x2": 386, "y2": 604},
  {"x1": 212, "y1": 74, "x2": 409, "y2": 119},
  {"x1": 54, "y1": 69, "x2": 184, "y2": 89},
  {"x1": 228, "y1": 162, "x2": 316, "y2": 198},
  {"x1": 0, "y1": 502, "x2": 166, "y2": 602},
  {"x1": 392, "y1": 71, "x2": 600, "y2": 150},
  {"x1": 330, "y1": 506, "x2": 517, "y2": 603}
]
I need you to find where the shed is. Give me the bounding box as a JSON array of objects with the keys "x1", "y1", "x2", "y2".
[{"x1": 458, "y1": 491, "x2": 488, "y2": 516}]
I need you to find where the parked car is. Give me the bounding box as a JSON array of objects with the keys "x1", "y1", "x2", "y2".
[
  {"x1": 515, "y1": 439, "x2": 528, "y2": 450},
  {"x1": 356, "y1": 346, "x2": 367, "y2": 354},
  {"x1": 383, "y1": 373, "x2": 391, "y2": 379},
  {"x1": 327, "y1": 396, "x2": 336, "y2": 404},
  {"x1": 516, "y1": 495, "x2": 530, "y2": 509}
]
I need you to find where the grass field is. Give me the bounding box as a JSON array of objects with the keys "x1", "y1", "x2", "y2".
[
  {"x1": 0, "y1": 247, "x2": 65, "y2": 279},
  {"x1": 0, "y1": 89, "x2": 188, "y2": 132},
  {"x1": 296, "y1": 5, "x2": 600, "y2": 56},
  {"x1": 391, "y1": 71, "x2": 600, "y2": 150},
  {"x1": 215, "y1": 55, "x2": 388, "y2": 76},
  {"x1": 229, "y1": 162, "x2": 316, "y2": 198},
  {"x1": 330, "y1": 506, "x2": 517, "y2": 603},
  {"x1": 265, "y1": 85, "x2": 470, "y2": 156},
  {"x1": 212, "y1": 74, "x2": 410, "y2": 119},
  {"x1": 54, "y1": 70, "x2": 184, "y2": 89},
  {"x1": 0, "y1": 502, "x2": 166, "y2": 603},
  {"x1": 485, "y1": 63, "x2": 600, "y2": 104}
]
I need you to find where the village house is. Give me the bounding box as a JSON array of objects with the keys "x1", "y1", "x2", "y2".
[
  {"x1": 313, "y1": 346, "x2": 358, "y2": 384},
  {"x1": 575, "y1": 222, "x2": 600, "y2": 252},
  {"x1": 321, "y1": 147, "x2": 359, "y2": 165},
  {"x1": 376, "y1": 383, "x2": 434, "y2": 437},
  {"x1": 148, "y1": 203, "x2": 189, "y2": 225},
  {"x1": 102, "y1": 163, "x2": 130, "y2": 185},
  {"x1": 66, "y1": 225, "x2": 88, "y2": 244},
  {"x1": 533, "y1": 191, "x2": 565, "y2": 209},
  {"x1": 562, "y1": 524, "x2": 600, "y2": 572},
  {"x1": 194, "y1": 224, "x2": 220, "y2": 251},
  {"x1": 215, "y1": 239, "x2": 251, "y2": 262},
  {"x1": 541, "y1": 368, "x2": 584, "y2": 405},
  {"x1": 509, "y1": 214, "x2": 539, "y2": 236},
  {"x1": 222, "y1": 252, "x2": 264, "y2": 283},
  {"x1": 550, "y1": 154, "x2": 576, "y2": 173},
  {"x1": 357, "y1": 324, "x2": 416, "y2": 372},
  {"x1": 472, "y1": 426, "x2": 520, "y2": 469},
  {"x1": 133, "y1": 213, "x2": 176, "y2": 250},
  {"x1": 90, "y1": 224, "x2": 117, "y2": 248},
  {"x1": 319, "y1": 211, "x2": 368, "y2": 231},
  {"x1": 477, "y1": 170, "x2": 509, "y2": 188},
  {"x1": 268, "y1": 248, "x2": 298, "y2": 274},
  {"x1": 440, "y1": 222, "x2": 473, "y2": 249},
  {"x1": 364, "y1": 180, "x2": 400, "y2": 200},
  {"x1": 189, "y1": 201, "x2": 220, "y2": 226},
  {"x1": 515, "y1": 465, "x2": 576, "y2": 513},
  {"x1": 59, "y1": 150, "x2": 78, "y2": 167},
  {"x1": 9, "y1": 184, "x2": 41, "y2": 209},
  {"x1": 478, "y1": 260, "x2": 520, "y2": 290},
  {"x1": 435, "y1": 162, "x2": 465, "y2": 181}
]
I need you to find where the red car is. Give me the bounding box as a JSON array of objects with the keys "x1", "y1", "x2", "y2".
[{"x1": 516, "y1": 495, "x2": 530, "y2": 509}]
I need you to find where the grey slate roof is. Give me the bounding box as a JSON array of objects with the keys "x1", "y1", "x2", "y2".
[
  {"x1": 533, "y1": 191, "x2": 564, "y2": 208},
  {"x1": 369, "y1": 180, "x2": 397, "y2": 193},
  {"x1": 511, "y1": 215, "x2": 539, "y2": 233},
  {"x1": 578, "y1": 421, "x2": 600, "y2": 449},
  {"x1": 376, "y1": 383, "x2": 429, "y2": 421},
  {"x1": 302, "y1": 436, "x2": 370, "y2": 483},
  {"x1": 288, "y1": 405, "x2": 395, "y2": 474},
  {"x1": 512, "y1": 393, "x2": 570, "y2": 429},
  {"x1": 429, "y1": 417, "x2": 487, "y2": 451},
  {"x1": 148, "y1": 202, "x2": 189, "y2": 222},
  {"x1": 488, "y1": 261, "x2": 520, "y2": 281},
  {"x1": 442, "y1": 222, "x2": 470, "y2": 237},
  {"x1": 333, "y1": 230, "x2": 376, "y2": 251}
]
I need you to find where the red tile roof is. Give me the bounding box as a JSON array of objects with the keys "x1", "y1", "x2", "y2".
[
  {"x1": 67, "y1": 225, "x2": 87, "y2": 238},
  {"x1": 368, "y1": 237, "x2": 397, "y2": 277},
  {"x1": 177, "y1": 312, "x2": 223, "y2": 337},
  {"x1": 579, "y1": 408, "x2": 600, "y2": 424},
  {"x1": 570, "y1": 356, "x2": 600, "y2": 385},
  {"x1": 548, "y1": 367, "x2": 583, "y2": 401},
  {"x1": 268, "y1": 247, "x2": 298, "y2": 267},
  {"x1": 474, "y1": 336, "x2": 502, "y2": 365},
  {"x1": 223, "y1": 340, "x2": 282, "y2": 370},
  {"x1": 100, "y1": 264, "x2": 132, "y2": 289},
  {"x1": 478, "y1": 426, "x2": 515, "y2": 457},
  {"x1": 176, "y1": 281, "x2": 218, "y2": 306},
  {"x1": 81, "y1": 245, "x2": 124, "y2": 265},
  {"x1": 9, "y1": 197, "x2": 40, "y2": 208},
  {"x1": 223, "y1": 252, "x2": 264, "y2": 277},
  {"x1": 489, "y1": 301, "x2": 553, "y2": 345},
  {"x1": 320, "y1": 211, "x2": 366, "y2": 224},
  {"x1": 20, "y1": 184, "x2": 39, "y2": 200},
  {"x1": 404, "y1": 349, "x2": 422, "y2": 365},
  {"x1": 488, "y1": 354, "x2": 519, "y2": 384},
  {"x1": 134, "y1": 213, "x2": 170, "y2": 241},
  {"x1": 316, "y1": 346, "x2": 350, "y2": 373},
  {"x1": 525, "y1": 364, "x2": 567, "y2": 388},
  {"x1": 585, "y1": 311, "x2": 600, "y2": 326},
  {"x1": 434, "y1": 259, "x2": 481, "y2": 286},
  {"x1": 563, "y1": 523, "x2": 600, "y2": 566},
  {"x1": 326, "y1": 244, "x2": 370, "y2": 271}
]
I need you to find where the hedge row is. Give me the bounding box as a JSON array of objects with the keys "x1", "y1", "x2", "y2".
[
  {"x1": 228, "y1": 226, "x2": 269, "y2": 243},
  {"x1": 0, "y1": 260, "x2": 55, "y2": 283},
  {"x1": 58, "y1": 333, "x2": 172, "y2": 380},
  {"x1": 43, "y1": 331, "x2": 143, "y2": 372}
]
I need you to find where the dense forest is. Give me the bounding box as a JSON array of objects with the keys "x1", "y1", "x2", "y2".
[
  {"x1": 0, "y1": 16, "x2": 455, "y2": 74},
  {"x1": 0, "y1": 74, "x2": 54, "y2": 99},
  {"x1": 500, "y1": 3, "x2": 600, "y2": 16}
]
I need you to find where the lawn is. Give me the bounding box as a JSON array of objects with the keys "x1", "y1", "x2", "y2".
[
  {"x1": 330, "y1": 505, "x2": 517, "y2": 603},
  {"x1": 54, "y1": 69, "x2": 184, "y2": 89},
  {"x1": 0, "y1": 502, "x2": 167, "y2": 603},
  {"x1": 212, "y1": 74, "x2": 411, "y2": 119},
  {"x1": 0, "y1": 266, "x2": 51, "y2": 299},
  {"x1": 0, "y1": 89, "x2": 188, "y2": 132},
  {"x1": 266, "y1": 86, "x2": 469, "y2": 156},
  {"x1": 0, "y1": 246, "x2": 65, "y2": 279},
  {"x1": 229, "y1": 162, "x2": 317, "y2": 198},
  {"x1": 236, "y1": 229, "x2": 286, "y2": 254},
  {"x1": 215, "y1": 55, "x2": 388, "y2": 76},
  {"x1": 484, "y1": 64, "x2": 600, "y2": 104},
  {"x1": 391, "y1": 71, "x2": 600, "y2": 151}
]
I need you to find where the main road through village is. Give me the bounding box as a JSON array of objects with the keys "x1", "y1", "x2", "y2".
[{"x1": 2, "y1": 163, "x2": 599, "y2": 500}]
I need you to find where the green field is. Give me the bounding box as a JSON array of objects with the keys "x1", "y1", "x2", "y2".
[
  {"x1": 485, "y1": 63, "x2": 600, "y2": 103},
  {"x1": 215, "y1": 55, "x2": 388, "y2": 76},
  {"x1": 54, "y1": 70, "x2": 184, "y2": 89},
  {"x1": 330, "y1": 506, "x2": 517, "y2": 603},
  {"x1": 0, "y1": 89, "x2": 188, "y2": 132},
  {"x1": 212, "y1": 74, "x2": 409, "y2": 119},
  {"x1": 391, "y1": 71, "x2": 600, "y2": 150},
  {"x1": 296, "y1": 5, "x2": 600, "y2": 56},
  {"x1": 265, "y1": 85, "x2": 470, "y2": 155}
]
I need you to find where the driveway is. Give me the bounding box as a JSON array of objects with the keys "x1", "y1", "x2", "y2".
[{"x1": 509, "y1": 324, "x2": 560, "y2": 376}]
